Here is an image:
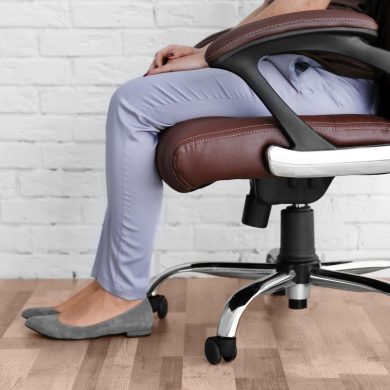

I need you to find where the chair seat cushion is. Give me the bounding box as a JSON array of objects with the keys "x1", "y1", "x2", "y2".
[{"x1": 155, "y1": 115, "x2": 390, "y2": 193}]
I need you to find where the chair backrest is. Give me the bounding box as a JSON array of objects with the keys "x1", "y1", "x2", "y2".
[
  {"x1": 364, "y1": 0, "x2": 390, "y2": 48},
  {"x1": 364, "y1": 0, "x2": 390, "y2": 118}
]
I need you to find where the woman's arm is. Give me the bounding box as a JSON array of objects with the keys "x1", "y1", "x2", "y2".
[
  {"x1": 202, "y1": 0, "x2": 331, "y2": 49},
  {"x1": 147, "y1": 0, "x2": 331, "y2": 75},
  {"x1": 237, "y1": 0, "x2": 332, "y2": 27},
  {"x1": 235, "y1": 0, "x2": 271, "y2": 27}
]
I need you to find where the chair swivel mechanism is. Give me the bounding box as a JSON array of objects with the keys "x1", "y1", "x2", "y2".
[{"x1": 145, "y1": 9, "x2": 390, "y2": 365}]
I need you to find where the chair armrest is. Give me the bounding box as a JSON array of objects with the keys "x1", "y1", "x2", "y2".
[
  {"x1": 205, "y1": 9, "x2": 377, "y2": 63},
  {"x1": 203, "y1": 9, "x2": 389, "y2": 152},
  {"x1": 194, "y1": 28, "x2": 232, "y2": 49}
]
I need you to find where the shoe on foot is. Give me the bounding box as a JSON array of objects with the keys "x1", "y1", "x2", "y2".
[
  {"x1": 22, "y1": 280, "x2": 100, "y2": 319},
  {"x1": 24, "y1": 298, "x2": 153, "y2": 340},
  {"x1": 21, "y1": 306, "x2": 59, "y2": 319}
]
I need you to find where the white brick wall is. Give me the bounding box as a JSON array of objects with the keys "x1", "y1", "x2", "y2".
[{"x1": 0, "y1": 0, "x2": 389, "y2": 281}]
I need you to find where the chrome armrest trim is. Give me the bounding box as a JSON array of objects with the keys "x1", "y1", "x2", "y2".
[{"x1": 267, "y1": 145, "x2": 390, "y2": 178}]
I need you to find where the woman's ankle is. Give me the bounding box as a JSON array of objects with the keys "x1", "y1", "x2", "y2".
[{"x1": 54, "y1": 280, "x2": 100, "y2": 312}]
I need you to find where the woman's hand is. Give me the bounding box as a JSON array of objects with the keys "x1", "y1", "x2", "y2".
[
  {"x1": 145, "y1": 45, "x2": 208, "y2": 76},
  {"x1": 147, "y1": 50, "x2": 208, "y2": 76}
]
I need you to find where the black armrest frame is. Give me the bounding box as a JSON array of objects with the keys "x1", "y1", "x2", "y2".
[{"x1": 205, "y1": 27, "x2": 390, "y2": 151}]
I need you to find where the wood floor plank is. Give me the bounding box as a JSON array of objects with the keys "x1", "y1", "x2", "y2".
[
  {"x1": 184, "y1": 323, "x2": 212, "y2": 357},
  {"x1": 0, "y1": 349, "x2": 40, "y2": 389},
  {"x1": 0, "y1": 290, "x2": 31, "y2": 337},
  {"x1": 0, "y1": 279, "x2": 38, "y2": 292},
  {"x1": 22, "y1": 341, "x2": 89, "y2": 390},
  {"x1": 71, "y1": 338, "x2": 111, "y2": 390},
  {"x1": 0, "y1": 277, "x2": 389, "y2": 389},
  {"x1": 0, "y1": 337, "x2": 60, "y2": 350},
  {"x1": 129, "y1": 356, "x2": 163, "y2": 390},
  {"x1": 285, "y1": 377, "x2": 345, "y2": 390},
  {"x1": 233, "y1": 348, "x2": 289, "y2": 389},
  {"x1": 236, "y1": 378, "x2": 289, "y2": 390},
  {"x1": 182, "y1": 356, "x2": 236, "y2": 390},
  {"x1": 155, "y1": 277, "x2": 187, "y2": 313},
  {"x1": 93, "y1": 338, "x2": 138, "y2": 390},
  {"x1": 345, "y1": 304, "x2": 389, "y2": 357},
  {"x1": 185, "y1": 277, "x2": 242, "y2": 325},
  {"x1": 159, "y1": 356, "x2": 183, "y2": 390},
  {"x1": 136, "y1": 312, "x2": 186, "y2": 357},
  {"x1": 237, "y1": 309, "x2": 278, "y2": 349},
  {"x1": 339, "y1": 373, "x2": 390, "y2": 390},
  {"x1": 270, "y1": 305, "x2": 339, "y2": 379}
]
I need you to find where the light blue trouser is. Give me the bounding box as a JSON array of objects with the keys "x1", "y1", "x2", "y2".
[{"x1": 90, "y1": 54, "x2": 378, "y2": 300}]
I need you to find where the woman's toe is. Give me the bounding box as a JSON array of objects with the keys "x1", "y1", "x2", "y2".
[
  {"x1": 25, "y1": 314, "x2": 62, "y2": 339},
  {"x1": 21, "y1": 306, "x2": 58, "y2": 319}
]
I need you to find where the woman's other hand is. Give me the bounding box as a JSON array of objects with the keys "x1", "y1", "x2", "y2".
[
  {"x1": 146, "y1": 50, "x2": 208, "y2": 76},
  {"x1": 145, "y1": 45, "x2": 208, "y2": 76}
]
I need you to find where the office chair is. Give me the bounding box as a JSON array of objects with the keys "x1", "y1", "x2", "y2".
[{"x1": 145, "y1": 9, "x2": 390, "y2": 365}]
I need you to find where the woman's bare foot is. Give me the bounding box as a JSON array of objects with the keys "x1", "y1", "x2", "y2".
[
  {"x1": 54, "y1": 279, "x2": 100, "y2": 313},
  {"x1": 58, "y1": 283, "x2": 144, "y2": 326}
]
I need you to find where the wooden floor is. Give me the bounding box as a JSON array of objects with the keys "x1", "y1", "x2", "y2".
[{"x1": 1, "y1": 277, "x2": 390, "y2": 389}]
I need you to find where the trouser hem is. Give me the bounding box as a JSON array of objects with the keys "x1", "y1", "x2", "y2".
[{"x1": 90, "y1": 269, "x2": 148, "y2": 301}]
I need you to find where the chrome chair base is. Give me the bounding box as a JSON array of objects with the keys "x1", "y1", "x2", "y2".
[
  {"x1": 147, "y1": 255, "x2": 390, "y2": 297},
  {"x1": 147, "y1": 255, "x2": 390, "y2": 364},
  {"x1": 215, "y1": 263, "x2": 390, "y2": 338},
  {"x1": 147, "y1": 204, "x2": 390, "y2": 365},
  {"x1": 146, "y1": 261, "x2": 277, "y2": 297}
]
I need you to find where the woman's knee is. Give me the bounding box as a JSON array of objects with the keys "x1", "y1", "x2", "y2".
[
  {"x1": 109, "y1": 78, "x2": 143, "y2": 110},
  {"x1": 107, "y1": 77, "x2": 160, "y2": 136}
]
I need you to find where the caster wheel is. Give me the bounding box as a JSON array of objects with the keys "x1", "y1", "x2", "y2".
[
  {"x1": 204, "y1": 337, "x2": 221, "y2": 364},
  {"x1": 204, "y1": 336, "x2": 237, "y2": 365},
  {"x1": 222, "y1": 347, "x2": 237, "y2": 362},
  {"x1": 148, "y1": 294, "x2": 168, "y2": 319}
]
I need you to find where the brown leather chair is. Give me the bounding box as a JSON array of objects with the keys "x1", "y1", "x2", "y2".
[{"x1": 145, "y1": 9, "x2": 390, "y2": 364}]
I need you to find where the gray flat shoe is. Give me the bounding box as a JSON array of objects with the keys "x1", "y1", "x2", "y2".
[
  {"x1": 24, "y1": 298, "x2": 153, "y2": 340},
  {"x1": 21, "y1": 306, "x2": 59, "y2": 319}
]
